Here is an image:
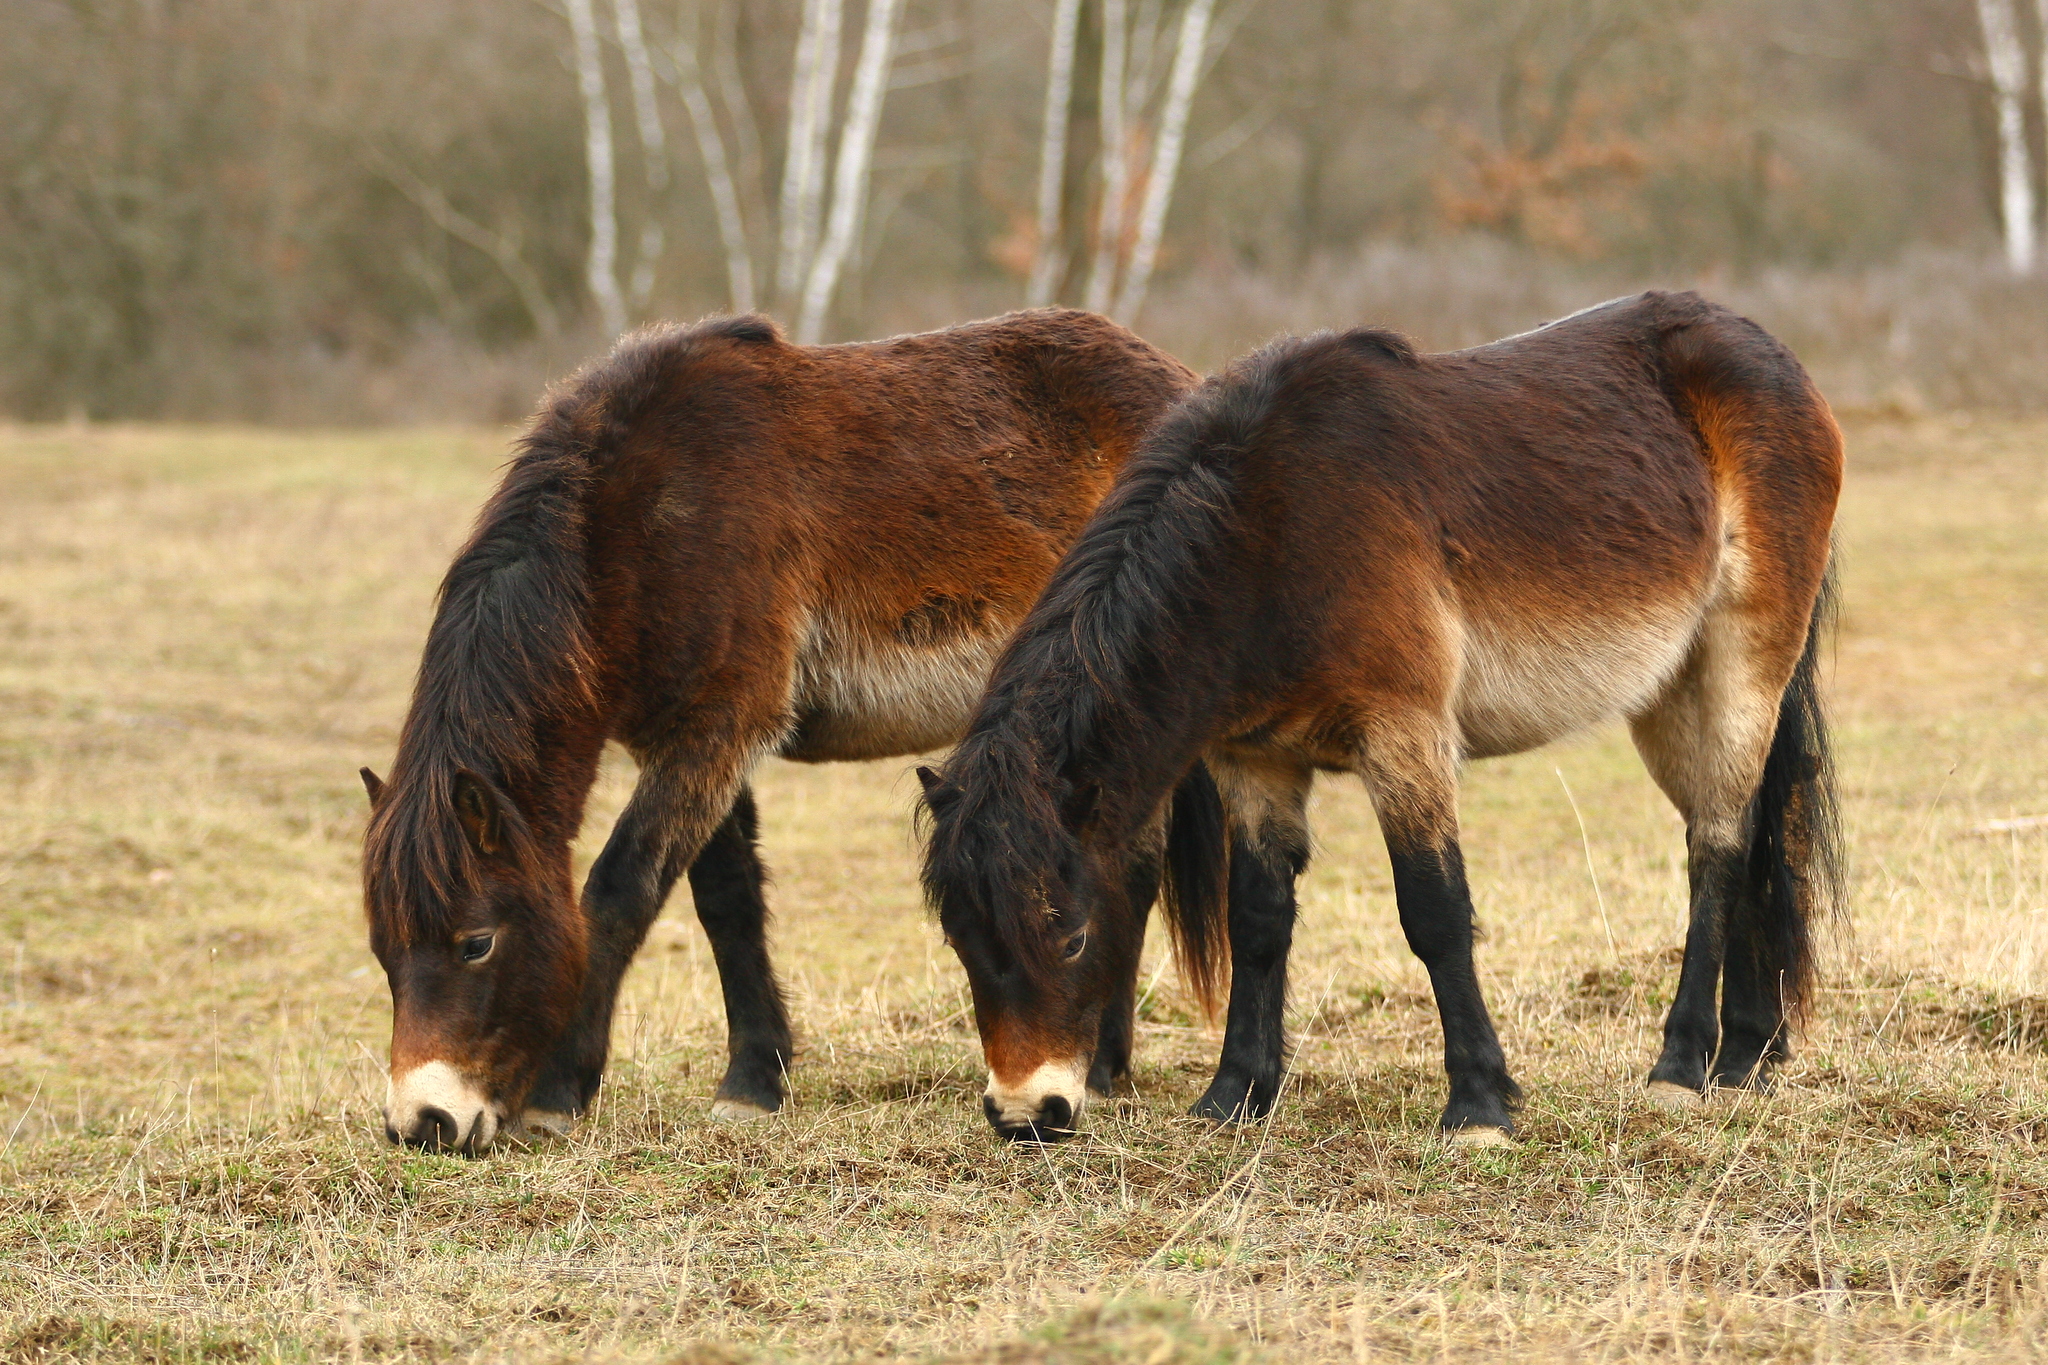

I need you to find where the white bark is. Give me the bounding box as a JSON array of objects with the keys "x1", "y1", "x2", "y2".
[
  {"x1": 566, "y1": 0, "x2": 627, "y2": 337},
  {"x1": 661, "y1": 29, "x2": 758, "y2": 313},
  {"x1": 1114, "y1": 0, "x2": 1214, "y2": 324},
  {"x1": 1025, "y1": 0, "x2": 1082, "y2": 307},
  {"x1": 611, "y1": 0, "x2": 668, "y2": 308},
  {"x1": 1083, "y1": 0, "x2": 1131, "y2": 313},
  {"x1": 1976, "y1": 0, "x2": 2036, "y2": 273},
  {"x1": 778, "y1": 0, "x2": 844, "y2": 301},
  {"x1": 796, "y1": 0, "x2": 906, "y2": 343}
]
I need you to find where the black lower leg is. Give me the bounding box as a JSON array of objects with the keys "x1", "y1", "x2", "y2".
[
  {"x1": 1192, "y1": 834, "x2": 1303, "y2": 1123},
  {"x1": 1390, "y1": 842, "x2": 1520, "y2": 1135},
  {"x1": 526, "y1": 796, "x2": 699, "y2": 1118},
  {"x1": 1089, "y1": 855, "x2": 1160, "y2": 1096},
  {"x1": 1713, "y1": 894, "x2": 1789, "y2": 1089},
  {"x1": 685, "y1": 788, "x2": 793, "y2": 1113},
  {"x1": 1648, "y1": 840, "x2": 1743, "y2": 1093}
]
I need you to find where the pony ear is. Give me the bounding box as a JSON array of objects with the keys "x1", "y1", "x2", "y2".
[
  {"x1": 452, "y1": 770, "x2": 507, "y2": 856},
  {"x1": 915, "y1": 765, "x2": 960, "y2": 819},
  {"x1": 359, "y1": 767, "x2": 386, "y2": 807}
]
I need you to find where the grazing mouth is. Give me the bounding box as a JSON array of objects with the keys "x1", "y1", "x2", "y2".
[
  {"x1": 384, "y1": 1061, "x2": 501, "y2": 1155},
  {"x1": 983, "y1": 1090, "x2": 1078, "y2": 1143}
]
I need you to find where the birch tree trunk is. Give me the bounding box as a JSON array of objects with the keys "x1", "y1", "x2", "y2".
[
  {"x1": 1083, "y1": 0, "x2": 1131, "y2": 314},
  {"x1": 611, "y1": 0, "x2": 668, "y2": 309},
  {"x1": 778, "y1": 0, "x2": 844, "y2": 302},
  {"x1": 565, "y1": 0, "x2": 627, "y2": 337},
  {"x1": 662, "y1": 30, "x2": 757, "y2": 313},
  {"x1": 795, "y1": 0, "x2": 905, "y2": 344},
  {"x1": 1976, "y1": 0, "x2": 2036, "y2": 273},
  {"x1": 1113, "y1": 0, "x2": 1214, "y2": 323},
  {"x1": 1026, "y1": 0, "x2": 1082, "y2": 308}
]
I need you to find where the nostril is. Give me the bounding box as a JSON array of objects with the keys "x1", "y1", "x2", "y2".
[
  {"x1": 982, "y1": 1095, "x2": 1001, "y2": 1128},
  {"x1": 1039, "y1": 1094, "x2": 1073, "y2": 1132},
  {"x1": 416, "y1": 1106, "x2": 459, "y2": 1151}
]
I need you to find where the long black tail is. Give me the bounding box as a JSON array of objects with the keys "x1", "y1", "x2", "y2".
[
  {"x1": 1737, "y1": 565, "x2": 1845, "y2": 1021},
  {"x1": 1159, "y1": 761, "x2": 1230, "y2": 1017}
]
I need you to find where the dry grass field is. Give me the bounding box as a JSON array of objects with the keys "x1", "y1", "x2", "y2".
[{"x1": 0, "y1": 414, "x2": 2044, "y2": 1363}]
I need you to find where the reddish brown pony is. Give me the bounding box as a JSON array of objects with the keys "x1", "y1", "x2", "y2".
[
  {"x1": 360, "y1": 309, "x2": 1207, "y2": 1152},
  {"x1": 922, "y1": 292, "x2": 1844, "y2": 1143}
]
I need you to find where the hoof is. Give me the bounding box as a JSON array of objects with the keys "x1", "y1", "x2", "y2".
[
  {"x1": 708, "y1": 1097, "x2": 778, "y2": 1123},
  {"x1": 1445, "y1": 1125, "x2": 1514, "y2": 1150},
  {"x1": 1645, "y1": 1080, "x2": 1705, "y2": 1111},
  {"x1": 1189, "y1": 1076, "x2": 1276, "y2": 1126},
  {"x1": 514, "y1": 1109, "x2": 578, "y2": 1141}
]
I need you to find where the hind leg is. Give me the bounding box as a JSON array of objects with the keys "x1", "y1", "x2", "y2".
[
  {"x1": 1631, "y1": 612, "x2": 1801, "y2": 1098},
  {"x1": 1359, "y1": 716, "x2": 1520, "y2": 1141},
  {"x1": 1712, "y1": 911, "x2": 1790, "y2": 1090},
  {"x1": 687, "y1": 787, "x2": 796, "y2": 1118},
  {"x1": 1192, "y1": 755, "x2": 1311, "y2": 1124}
]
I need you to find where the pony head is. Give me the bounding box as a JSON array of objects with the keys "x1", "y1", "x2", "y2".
[{"x1": 361, "y1": 764, "x2": 587, "y2": 1153}]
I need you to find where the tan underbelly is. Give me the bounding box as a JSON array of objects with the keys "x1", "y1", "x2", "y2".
[
  {"x1": 1452, "y1": 595, "x2": 1706, "y2": 760},
  {"x1": 779, "y1": 622, "x2": 1007, "y2": 763}
]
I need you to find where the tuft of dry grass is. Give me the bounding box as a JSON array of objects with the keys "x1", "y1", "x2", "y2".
[{"x1": 0, "y1": 416, "x2": 2044, "y2": 1362}]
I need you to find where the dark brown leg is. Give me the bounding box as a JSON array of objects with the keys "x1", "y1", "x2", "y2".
[
  {"x1": 1088, "y1": 850, "x2": 1159, "y2": 1096},
  {"x1": 1388, "y1": 840, "x2": 1521, "y2": 1137},
  {"x1": 1190, "y1": 829, "x2": 1305, "y2": 1122}
]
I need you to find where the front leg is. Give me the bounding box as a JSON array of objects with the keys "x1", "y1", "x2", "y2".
[
  {"x1": 1088, "y1": 851, "x2": 1161, "y2": 1096},
  {"x1": 1364, "y1": 725, "x2": 1520, "y2": 1144},
  {"x1": 522, "y1": 770, "x2": 744, "y2": 1132},
  {"x1": 1389, "y1": 841, "x2": 1521, "y2": 1140}
]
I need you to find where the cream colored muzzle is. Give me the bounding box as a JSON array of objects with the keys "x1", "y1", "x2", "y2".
[
  {"x1": 982, "y1": 1059, "x2": 1090, "y2": 1140},
  {"x1": 385, "y1": 1061, "x2": 503, "y2": 1154}
]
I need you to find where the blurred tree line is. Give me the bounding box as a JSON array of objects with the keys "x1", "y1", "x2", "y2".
[{"x1": 0, "y1": 0, "x2": 2035, "y2": 420}]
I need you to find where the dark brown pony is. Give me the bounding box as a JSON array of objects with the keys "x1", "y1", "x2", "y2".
[
  {"x1": 360, "y1": 309, "x2": 1208, "y2": 1152},
  {"x1": 921, "y1": 292, "x2": 1844, "y2": 1144}
]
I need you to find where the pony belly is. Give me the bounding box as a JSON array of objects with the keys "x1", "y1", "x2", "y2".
[
  {"x1": 1452, "y1": 600, "x2": 1703, "y2": 760},
  {"x1": 781, "y1": 623, "x2": 1006, "y2": 762}
]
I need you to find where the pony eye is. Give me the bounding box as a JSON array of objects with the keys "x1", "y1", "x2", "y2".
[
  {"x1": 460, "y1": 934, "x2": 496, "y2": 964},
  {"x1": 1061, "y1": 931, "x2": 1088, "y2": 962}
]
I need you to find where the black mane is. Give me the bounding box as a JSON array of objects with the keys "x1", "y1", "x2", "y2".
[
  {"x1": 363, "y1": 317, "x2": 767, "y2": 942},
  {"x1": 922, "y1": 334, "x2": 1329, "y2": 1000}
]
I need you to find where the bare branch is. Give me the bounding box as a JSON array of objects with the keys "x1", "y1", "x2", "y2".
[
  {"x1": 362, "y1": 146, "x2": 561, "y2": 338},
  {"x1": 656, "y1": 28, "x2": 758, "y2": 312}
]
